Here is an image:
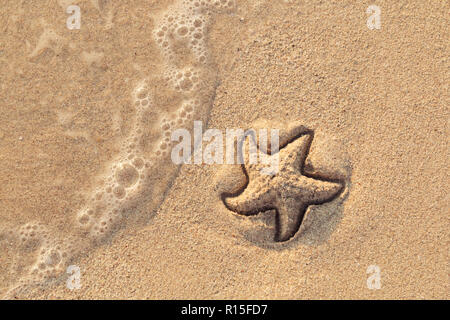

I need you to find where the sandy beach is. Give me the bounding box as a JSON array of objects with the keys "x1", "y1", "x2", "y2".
[{"x1": 0, "y1": 0, "x2": 448, "y2": 299}]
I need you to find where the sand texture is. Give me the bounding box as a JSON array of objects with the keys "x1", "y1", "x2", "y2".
[{"x1": 0, "y1": 0, "x2": 448, "y2": 299}]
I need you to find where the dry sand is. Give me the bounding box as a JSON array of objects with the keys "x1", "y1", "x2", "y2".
[{"x1": 0, "y1": 0, "x2": 448, "y2": 299}]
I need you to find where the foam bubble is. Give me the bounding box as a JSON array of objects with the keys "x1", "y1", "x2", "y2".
[
  {"x1": 116, "y1": 163, "x2": 139, "y2": 188},
  {"x1": 154, "y1": 0, "x2": 235, "y2": 63},
  {"x1": 3, "y1": 0, "x2": 236, "y2": 298}
]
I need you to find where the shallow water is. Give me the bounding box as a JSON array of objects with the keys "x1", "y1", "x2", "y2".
[{"x1": 0, "y1": 0, "x2": 235, "y2": 298}]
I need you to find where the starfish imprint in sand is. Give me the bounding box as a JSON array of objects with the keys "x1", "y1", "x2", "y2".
[{"x1": 222, "y1": 130, "x2": 345, "y2": 242}]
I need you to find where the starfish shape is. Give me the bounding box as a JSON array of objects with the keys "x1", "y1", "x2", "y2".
[{"x1": 222, "y1": 131, "x2": 344, "y2": 242}]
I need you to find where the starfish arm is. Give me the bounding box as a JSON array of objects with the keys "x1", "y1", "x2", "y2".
[
  {"x1": 278, "y1": 134, "x2": 312, "y2": 171},
  {"x1": 275, "y1": 197, "x2": 306, "y2": 242},
  {"x1": 289, "y1": 174, "x2": 344, "y2": 204},
  {"x1": 244, "y1": 163, "x2": 270, "y2": 181},
  {"x1": 240, "y1": 135, "x2": 270, "y2": 180},
  {"x1": 224, "y1": 184, "x2": 273, "y2": 215}
]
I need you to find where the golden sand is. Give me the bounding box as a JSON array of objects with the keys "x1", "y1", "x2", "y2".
[{"x1": 0, "y1": 0, "x2": 448, "y2": 299}]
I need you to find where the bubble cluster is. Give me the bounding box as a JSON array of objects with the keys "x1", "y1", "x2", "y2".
[
  {"x1": 69, "y1": 0, "x2": 236, "y2": 245},
  {"x1": 31, "y1": 245, "x2": 65, "y2": 279},
  {"x1": 54, "y1": 77, "x2": 152, "y2": 244},
  {"x1": 3, "y1": 0, "x2": 236, "y2": 298},
  {"x1": 155, "y1": 99, "x2": 198, "y2": 158},
  {"x1": 75, "y1": 0, "x2": 235, "y2": 242},
  {"x1": 165, "y1": 67, "x2": 201, "y2": 92},
  {"x1": 3, "y1": 222, "x2": 84, "y2": 287},
  {"x1": 154, "y1": 0, "x2": 235, "y2": 63},
  {"x1": 133, "y1": 79, "x2": 152, "y2": 113},
  {"x1": 17, "y1": 222, "x2": 47, "y2": 245}
]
